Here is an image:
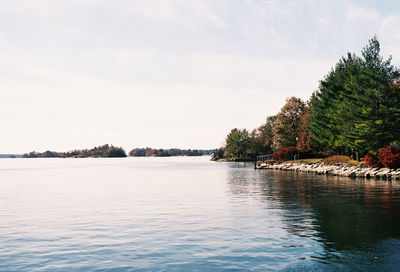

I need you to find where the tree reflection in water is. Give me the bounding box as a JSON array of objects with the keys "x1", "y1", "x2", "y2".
[{"x1": 226, "y1": 163, "x2": 400, "y2": 270}]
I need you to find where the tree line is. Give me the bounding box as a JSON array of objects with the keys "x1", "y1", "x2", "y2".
[
  {"x1": 23, "y1": 144, "x2": 127, "y2": 158},
  {"x1": 22, "y1": 145, "x2": 215, "y2": 158},
  {"x1": 129, "y1": 148, "x2": 213, "y2": 157},
  {"x1": 223, "y1": 37, "x2": 400, "y2": 160}
]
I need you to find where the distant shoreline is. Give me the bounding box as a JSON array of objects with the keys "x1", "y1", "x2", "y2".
[
  {"x1": 0, "y1": 154, "x2": 22, "y2": 159},
  {"x1": 20, "y1": 145, "x2": 216, "y2": 159},
  {"x1": 17, "y1": 154, "x2": 212, "y2": 159}
]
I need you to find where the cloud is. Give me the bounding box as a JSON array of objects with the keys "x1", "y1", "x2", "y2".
[
  {"x1": 2, "y1": 0, "x2": 400, "y2": 152},
  {"x1": 345, "y1": 5, "x2": 380, "y2": 21}
]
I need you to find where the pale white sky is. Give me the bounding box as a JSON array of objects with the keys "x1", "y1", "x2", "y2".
[{"x1": 1, "y1": 0, "x2": 400, "y2": 153}]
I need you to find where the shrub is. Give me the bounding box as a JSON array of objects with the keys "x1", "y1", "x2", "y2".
[
  {"x1": 378, "y1": 146, "x2": 400, "y2": 169},
  {"x1": 278, "y1": 147, "x2": 297, "y2": 161},
  {"x1": 272, "y1": 147, "x2": 297, "y2": 161},
  {"x1": 363, "y1": 152, "x2": 380, "y2": 167},
  {"x1": 322, "y1": 155, "x2": 351, "y2": 164}
]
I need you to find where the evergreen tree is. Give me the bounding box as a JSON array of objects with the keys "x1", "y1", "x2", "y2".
[
  {"x1": 308, "y1": 36, "x2": 400, "y2": 155},
  {"x1": 225, "y1": 128, "x2": 251, "y2": 158},
  {"x1": 308, "y1": 53, "x2": 362, "y2": 152},
  {"x1": 349, "y1": 37, "x2": 400, "y2": 152}
]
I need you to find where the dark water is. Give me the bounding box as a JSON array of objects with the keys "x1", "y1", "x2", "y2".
[{"x1": 0, "y1": 157, "x2": 399, "y2": 271}]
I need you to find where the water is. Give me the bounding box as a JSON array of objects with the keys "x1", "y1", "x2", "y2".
[{"x1": 0, "y1": 157, "x2": 400, "y2": 271}]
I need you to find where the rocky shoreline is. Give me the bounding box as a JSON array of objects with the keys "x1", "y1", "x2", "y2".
[{"x1": 255, "y1": 161, "x2": 400, "y2": 180}]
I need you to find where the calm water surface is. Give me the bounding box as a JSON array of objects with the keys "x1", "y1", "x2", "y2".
[{"x1": 0, "y1": 157, "x2": 400, "y2": 271}]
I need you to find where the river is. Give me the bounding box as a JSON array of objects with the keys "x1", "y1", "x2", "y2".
[{"x1": 0, "y1": 156, "x2": 399, "y2": 271}]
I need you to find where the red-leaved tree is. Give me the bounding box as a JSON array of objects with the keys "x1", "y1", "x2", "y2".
[
  {"x1": 296, "y1": 109, "x2": 317, "y2": 152},
  {"x1": 363, "y1": 152, "x2": 380, "y2": 167},
  {"x1": 378, "y1": 146, "x2": 400, "y2": 169},
  {"x1": 274, "y1": 147, "x2": 297, "y2": 161}
]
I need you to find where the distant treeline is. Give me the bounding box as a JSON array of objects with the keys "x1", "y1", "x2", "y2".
[
  {"x1": 0, "y1": 154, "x2": 22, "y2": 158},
  {"x1": 129, "y1": 148, "x2": 213, "y2": 157},
  {"x1": 22, "y1": 145, "x2": 215, "y2": 158},
  {"x1": 23, "y1": 144, "x2": 127, "y2": 158}
]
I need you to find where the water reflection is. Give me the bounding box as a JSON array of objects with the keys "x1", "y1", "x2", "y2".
[
  {"x1": 1, "y1": 158, "x2": 400, "y2": 271},
  {"x1": 227, "y1": 164, "x2": 400, "y2": 270}
]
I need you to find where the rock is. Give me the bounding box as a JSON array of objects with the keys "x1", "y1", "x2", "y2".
[
  {"x1": 254, "y1": 161, "x2": 400, "y2": 180},
  {"x1": 376, "y1": 169, "x2": 391, "y2": 179},
  {"x1": 355, "y1": 170, "x2": 366, "y2": 177}
]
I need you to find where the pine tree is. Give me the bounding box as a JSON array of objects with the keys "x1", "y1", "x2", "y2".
[
  {"x1": 308, "y1": 36, "x2": 400, "y2": 155},
  {"x1": 225, "y1": 128, "x2": 251, "y2": 158}
]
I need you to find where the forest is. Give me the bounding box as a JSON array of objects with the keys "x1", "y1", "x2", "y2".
[{"x1": 221, "y1": 37, "x2": 400, "y2": 166}]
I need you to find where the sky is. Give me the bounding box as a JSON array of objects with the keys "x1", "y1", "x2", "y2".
[{"x1": 1, "y1": 0, "x2": 400, "y2": 153}]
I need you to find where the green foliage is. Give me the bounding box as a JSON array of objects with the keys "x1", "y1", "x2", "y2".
[
  {"x1": 248, "y1": 115, "x2": 277, "y2": 155},
  {"x1": 128, "y1": 148, "x2": 210, "y2": 157},
  {"x1": 74, "y1": 145, "x2": 126, "y2": 158},
  {"x1": 22, "y1": 144, "x2": 127, "y2": 158},
  {"x1": 24, "y1": 146, "x2": 212, "y2": 158},
  {"x1": 308, "y1": 36, "x2": 400, "y2": 154},
  {"x1": 106, "y1": 146, "x2": 127, "y2": 157},
  {"x1": 225, "y1": 128, "x2": 251, "y2": 158},
  {"x1": 211, "y1": 148, "x2": 225, "y2": 160},
  {"x1": 22, "y1": 151, "x2": 60, "y2": 158},
  {"x1": 219, "y1": 37, "x2": 400, "y2": 159},
  {"x1": 263, "y1": 115, "x2": 277, "y2": 152},
  {"x1": 64, "y1": 144, "x2": 127, "y2": 158}
]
